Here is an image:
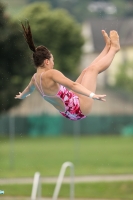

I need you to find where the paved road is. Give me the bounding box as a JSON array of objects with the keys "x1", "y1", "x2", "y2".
[{"x1": 0, "y1": 174, "x2": 133, "y2": 184}]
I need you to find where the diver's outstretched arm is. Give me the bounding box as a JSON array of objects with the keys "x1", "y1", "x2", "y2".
[{"x1": 15, "y1": 77, "x2": 35, "y2": 99}]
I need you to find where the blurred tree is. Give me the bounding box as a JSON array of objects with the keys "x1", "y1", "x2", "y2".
[
  {"x1": 27, "y1": 0, "x2": 133, "y2": 21},
  {"x1": 0, "y1": 1, "x2": 33, "y2": 112},
  {"x1": 3, "y1": 0, "x2": 133, "y2": 22},
  {"x1": 115, "y1": 61, "x2": 133, "y2": 92},
  {"x1": 111, "y1": 0, "x2": 126, "y2": 17},
  {"x1": 27, "y1": 0, "x2": 93, "y2": 22},
  {"x1": 17, "y1": 2, "x2": 84, "y2": 76}
]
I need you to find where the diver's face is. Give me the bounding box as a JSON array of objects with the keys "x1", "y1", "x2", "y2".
[{"x1": 49, "y1": 54, "x2": 54, "y2": 68}]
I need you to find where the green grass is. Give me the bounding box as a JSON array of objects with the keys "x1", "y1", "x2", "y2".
[
  {"x1": 0, "y1": 135, "x2": 133, "y2": 178},
  {"x1": 1, "y1": 181, "x2": 133, "y2": 199}
]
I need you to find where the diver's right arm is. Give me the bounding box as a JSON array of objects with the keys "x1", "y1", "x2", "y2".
[{"x1": 15, "y1": 77, "x2": 35, "y2": 99}]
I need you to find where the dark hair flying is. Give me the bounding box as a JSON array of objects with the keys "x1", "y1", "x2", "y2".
[{"x1": 21, "y1": 21, "x2": 51, "y2": 67}]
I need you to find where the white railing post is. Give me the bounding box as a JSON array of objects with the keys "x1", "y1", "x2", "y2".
[
  {"x1": 52, "y1": 161, "x2": 74, "y2": 200},
  {"x1": 31, "y1": 172, "x2": 41, "y2": 200}
]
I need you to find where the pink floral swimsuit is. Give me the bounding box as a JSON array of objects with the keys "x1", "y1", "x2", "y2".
[
  {"x1": 57, "y1": 85, "x2": 86, "y2": 120},
  {"x1": 34, "y1": 73, "x2": 86, "y2": 121}
]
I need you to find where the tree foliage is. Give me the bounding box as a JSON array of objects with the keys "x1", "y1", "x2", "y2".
[
  {"x1": 115, "y1": 61, "x2": 133, "y2": 92},
  {"x1": 27, "y1": 0, "x2": 133, "y2": 21},
  {"x1": 17, "y1": 2, "x2": 84, "y2": 75},
  {"x1": 0, "y1": 1, "x2": 33, "y2": 112}
]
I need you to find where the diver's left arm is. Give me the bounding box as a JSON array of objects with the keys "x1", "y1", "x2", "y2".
[
  {"x1": 15, "y1": 77, "x2": 35, "y2": 99},
  {"x1": 50, "y1": 70, "x2": 106, "y2": 101}
]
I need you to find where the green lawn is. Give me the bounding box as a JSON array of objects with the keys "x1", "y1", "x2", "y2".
[
  {"x1": 1, "y1": 181, "x2": 133, "y2": 199},
  {"x1": 0, "y1": 135, "x2": 133, "y2": 178}
]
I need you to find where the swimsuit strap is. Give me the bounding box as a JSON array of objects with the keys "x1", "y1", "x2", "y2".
[
  {"x1": 34, "y1": 72, "x2": 62, "y2": 97},
  {"x1": 40, "y1": 72, "x2": 45, "y2": 96},
  {"x1": 34, "y1": 72, "x2": 45, "y2": 96}
]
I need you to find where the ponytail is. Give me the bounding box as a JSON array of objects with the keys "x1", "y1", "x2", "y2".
[
  {"x1": 21, "y1": 21, "x2": 36, "y2": 52},
  {"x1": 21, "y1": 20, "x2": 51, "y2": 67}
]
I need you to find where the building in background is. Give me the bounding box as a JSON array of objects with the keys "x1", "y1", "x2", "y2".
[{"x1": 81, "y1": 18, "x2": 133, "y2": 87}]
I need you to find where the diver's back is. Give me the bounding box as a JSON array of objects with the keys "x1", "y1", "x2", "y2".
[{"x1": 33, "y1": 72, "x2": 66, "y2": 112}]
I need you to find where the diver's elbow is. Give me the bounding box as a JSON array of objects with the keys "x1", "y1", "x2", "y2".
[{"x1": 70, "y1": 82, "x2": 78, "y2": 91}]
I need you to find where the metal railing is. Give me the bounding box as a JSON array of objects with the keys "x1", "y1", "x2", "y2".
[
  {"x1": 52, "y1": 161, "x2": 74, "y2": 200},
  {"x1": 31, "y1": 162, "x2": 74, "y2": 200},
  {"x1": 31, "y1": 172, "x2": 41, "y2": 200}
]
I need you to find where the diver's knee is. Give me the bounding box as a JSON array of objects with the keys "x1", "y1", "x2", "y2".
[{"x1": 85, "y1": 65, "x2": 98, "y2": 73}]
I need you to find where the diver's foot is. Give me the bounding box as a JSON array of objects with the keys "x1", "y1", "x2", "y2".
[
  {"x1": 110, "y1": 30, "x2": 120, "y2": 52},
  {"x1": 102, "y1": 30, "x2": 110, "y2": 48}
]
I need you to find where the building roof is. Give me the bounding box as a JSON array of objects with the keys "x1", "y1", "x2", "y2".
[{"x1": 88, "y1": 18, "x2": 133, "y2": 52}]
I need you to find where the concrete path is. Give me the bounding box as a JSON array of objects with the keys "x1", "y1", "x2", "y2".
[
  {"x1": 0, "y1": 198, "x2": 115, "y2": 200},
  {"x1": 0, "y1": 174, "x2": 133, "y2": 184},
  {"x1": 0, "y1": 175, "x2": 132, "y2": 200}
]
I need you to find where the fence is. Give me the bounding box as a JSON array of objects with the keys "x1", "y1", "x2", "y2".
[{"x1": 0, "y1": 114, "x2": 133, "y2": 136}]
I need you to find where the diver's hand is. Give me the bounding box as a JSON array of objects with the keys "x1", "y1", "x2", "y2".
[
  {"x1": 89, "y1": 92, "x2": 106, "y2": 101},
  {"x1": 15, "y1": 92, "x2": 23, "y2": 99},
  {"x1": 93, "y1": 94, "x2": 106, "y2": 102},
  {"x1": 15, "y1": 91, "x2": 31, "y2": 99}
]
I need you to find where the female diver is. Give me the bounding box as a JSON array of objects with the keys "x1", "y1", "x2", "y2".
[{"x1": 15, "y1": 22, "x2": 120, "y2": 120}]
